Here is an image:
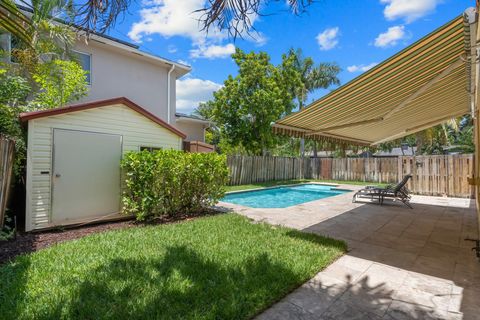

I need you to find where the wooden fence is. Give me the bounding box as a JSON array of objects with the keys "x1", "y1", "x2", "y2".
[
  {"x1": 0, "y1": 136, "x2": 15, "y2": 228},
  {"x1": 227, "y1": 155, "x2": 475, "y2": 198}
]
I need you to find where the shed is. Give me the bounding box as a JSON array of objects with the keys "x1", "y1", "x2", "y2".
[{"x1": 20, "y1": 97, "x2": 186, "y2": 231}]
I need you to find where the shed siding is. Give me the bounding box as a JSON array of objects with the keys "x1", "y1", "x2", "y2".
[{"x1": 26, "y1": 104, "x2": 182, "y2": 231}]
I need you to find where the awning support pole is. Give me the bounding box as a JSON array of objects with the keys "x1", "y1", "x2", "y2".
[{"x1": 465, "y1": 5, "x2": 480, "y2": 260}]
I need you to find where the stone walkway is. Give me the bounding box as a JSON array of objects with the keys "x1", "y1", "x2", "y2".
[{"x1": 219, "y1": 184, "x2": 480, "y2": 320}]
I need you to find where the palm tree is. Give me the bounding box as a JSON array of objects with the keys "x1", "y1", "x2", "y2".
[
  {"x1": 0, "y1": 0, "x2": 130, "y2": 48},
  {"x1": 0, "y1": 0, "x2": 31, "y2": 45},
  {"x1": 198, "y1": 0, "x2": 314, "y2": 38},
  {"x1": 2, "y1": 0, "x2": 78, "y2": 81},
  {"x1": 287, "y1": 48, "x2": 340, "y2": 156}
]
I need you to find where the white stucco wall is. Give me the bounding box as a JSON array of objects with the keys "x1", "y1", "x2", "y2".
[
  {"x1": 74, "y1": 39, "x2": 179, "y2": 124},
  {"x1": 25, "y1": 103, "x2": 183, "y2": 231},
  {"x1": 175, "y1": 120, "x2": 206, "y2": 142}
]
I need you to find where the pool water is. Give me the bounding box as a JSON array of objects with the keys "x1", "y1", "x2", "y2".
[{"x1": 222, "y1": 184, "x2": 350, "y2": 208}]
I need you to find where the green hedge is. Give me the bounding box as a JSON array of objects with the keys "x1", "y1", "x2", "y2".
[{"x1": 121, "y1": 150, "x2": 229, "y2": 220}]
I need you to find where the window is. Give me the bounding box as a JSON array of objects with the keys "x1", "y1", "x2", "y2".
[
  {"x1": 72, "y1": 51, "x2": 91, "y2": 84},
  {"x1": 140, "y1": 146, "x2": 162, "y2": 152},
  {"x1": 1, "y1": 33, "x2": 20, "y2": 63}
]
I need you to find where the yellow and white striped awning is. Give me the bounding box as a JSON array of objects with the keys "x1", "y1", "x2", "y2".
[{"x1": 274, "y1": 13, "x2": 474, "y2": 146}]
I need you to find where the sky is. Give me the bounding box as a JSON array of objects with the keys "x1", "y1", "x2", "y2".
[{"x1": 106, "y1": 0, "x2": 474, "y2": 114}]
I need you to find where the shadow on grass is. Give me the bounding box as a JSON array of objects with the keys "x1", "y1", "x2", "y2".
[
  {"x1": 285, "y1": 229, "x2": 347, "y2": 251},
  {"x1": 1, "y1": 244, "x2": 341, "y2": 320}
]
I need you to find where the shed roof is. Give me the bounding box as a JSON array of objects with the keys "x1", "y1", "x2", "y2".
[
  {"x1": 20, "y1": 97, "x2": 187, "y2": 139},
  {"x1": 273, "y1": 12, "x2": 474, "y2": 146}
]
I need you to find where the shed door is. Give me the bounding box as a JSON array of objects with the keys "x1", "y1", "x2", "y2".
[{"x1": 52, "y1": 129, "x2": 122, "y2": 223}]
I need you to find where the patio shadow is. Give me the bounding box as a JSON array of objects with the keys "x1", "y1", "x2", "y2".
[{"x1": 287, "y1": 199, "x2": 480, "y2": 319}]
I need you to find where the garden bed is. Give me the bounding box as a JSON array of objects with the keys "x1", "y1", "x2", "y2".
[{"x1": 0, "y1": 213, "x2": 345, "y2": 319}]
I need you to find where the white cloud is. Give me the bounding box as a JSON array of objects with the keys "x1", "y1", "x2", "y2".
[
  {"x1": 347, "y1": 62, "x2": 379, "y2": 73},
  {"x1": 177, "y1": 59, "x2": 190, "y2": 66},
  {"x1": 176, "y1": 78, "x2": 223, "y2": 112},
  {"x1": 190, "y1": 43, "x2": 236, "y2": 59},
  {"x1": 381, "y1": 0, "x2": 440, "y2": 23},
  {"x1": 251, "y1": 32, "x2": 268, "y2": 47},
  {"x1": 374, "y1": 25, "x2": 406, "y2": 47},
  {"x1": 128, "y1": 0, "x2": 263, "y2": 59},
  {"x1": 167, "y1": 45, "x2": 177, "y2": 53},
  {"x1": 128, "y1": 0, "x2": 225, "y2": 44},
  {"x1": 316, "y1": 27, "x2": 340, "y2": 51}
]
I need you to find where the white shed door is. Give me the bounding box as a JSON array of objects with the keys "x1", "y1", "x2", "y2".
[{"x1": 52, "y1": 129, "x2": 122, "y2": 223}]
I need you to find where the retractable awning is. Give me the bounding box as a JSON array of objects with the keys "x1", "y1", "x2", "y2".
[{"x1": 273, "y1": 12, "x2": 474, "y2": 146}]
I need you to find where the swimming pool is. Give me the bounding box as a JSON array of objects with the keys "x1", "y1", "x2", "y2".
[{"x1": 222, "y1": 184, "x2": 350, "y2": 208}]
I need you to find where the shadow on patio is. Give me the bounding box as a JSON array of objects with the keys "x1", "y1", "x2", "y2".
[{"x1": 257, "y1": 196, "x2": 479, "y2": 319}]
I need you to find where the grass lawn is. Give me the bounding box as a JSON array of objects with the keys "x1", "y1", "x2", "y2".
[
  {"x1": 0, "y1": 214, "x2": 346, "y2": 320},
  {"x1": 226, "y1": 179, "x2": 389, "y2": 192}
]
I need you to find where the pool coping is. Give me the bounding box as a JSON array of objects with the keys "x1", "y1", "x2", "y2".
[{"x1": 225, "y1": 182, "x2": 351, "y2": 195}]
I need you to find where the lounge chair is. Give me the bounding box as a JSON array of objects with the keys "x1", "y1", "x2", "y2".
[{"x1": 352, "y1": 175, "x2": 413, "y2": 208}]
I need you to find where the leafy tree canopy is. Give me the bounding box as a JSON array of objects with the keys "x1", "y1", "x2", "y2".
[{"x1": 208, "y1": 48, "x2": 302, "y2": 155}]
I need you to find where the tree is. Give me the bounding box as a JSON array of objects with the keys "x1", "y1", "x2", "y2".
[
  {"x1": 0, "y1": 0, "x2": 130, "y2": 45},
  {"x1": 285, "y1": 48, "x2": 340, "y2": 156},
  {"x1": 209, "y1": 48, "x2": 301, "y2": 155},
  {"x1": 4, "y1": 0, "x2": 77, "y2": 79},
  {"x1": 0, "y1": 0, "x2": 89, "y2": 178},
  {"x1": 30, "y1": 59, "x2": 88, "y2": 108},
  {"x1": 198, "y1": 0, "x2": 314, "y2": 38},
  {"x1": 0, "y1": 0, "x2": 32, "y2": 45}
]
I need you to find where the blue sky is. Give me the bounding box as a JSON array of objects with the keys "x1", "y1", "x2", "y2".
[{"x1": 106, "y1": 0, "x2": 473, "y2": 113}]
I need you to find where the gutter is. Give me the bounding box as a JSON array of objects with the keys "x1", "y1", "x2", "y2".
[{"x1": 167, "y1": 64, "x2": 175, "y2": 124}]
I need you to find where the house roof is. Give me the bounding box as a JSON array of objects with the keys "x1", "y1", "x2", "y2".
[
  {"x1": 20, "y1": 97, "x2": 187, "y2": 139},
  {"x1": 175, "y1": 112, "x2": 211, "y2": 124},
  {"x1": 273, "y1": 11, "x2": 473, "y2": 146},
  {"x1": 16, "y1": 5, "x2": 191, "y2": 76},
  {"x1": 84, "y1": 33, "x2": 191, "y2": 76},
  {"x1": 373, "y1": 147, "x2": 417, "y2": 157}
]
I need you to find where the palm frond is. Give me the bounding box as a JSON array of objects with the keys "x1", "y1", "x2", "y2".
[
  {"x1": 197, "y1": 0, "x2": 313, "y2": 39},
  {"x1": 0, "y1": 0, "x2": 32, "y2": 45}
]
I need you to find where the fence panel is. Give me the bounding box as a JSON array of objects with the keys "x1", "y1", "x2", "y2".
[
  {"x1": 0, "y1": 136, "x2": 15, "y2": 228},
  {"x1": 226, "y1": 154, "x2": 474, "y2": 198}
]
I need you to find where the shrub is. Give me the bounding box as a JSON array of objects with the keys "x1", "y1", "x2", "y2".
[{"x1": 121, "y1": 150, "x2": 229, "y2": 220}]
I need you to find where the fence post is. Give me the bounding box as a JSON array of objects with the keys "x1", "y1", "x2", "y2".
[
  {"x1": 225, "y1": 155, "x2": 474, "y2": 197},
  {"x1": 0, "y1": 136, "x2": 15, "y2": 229}
]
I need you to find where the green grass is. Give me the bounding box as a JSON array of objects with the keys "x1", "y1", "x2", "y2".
[
  {"x1": 226, "y1": 179, "x2": 389, "y2": 192},
  {"x1": 0, "y1": 214, "x2": 346, "y2": 320}
]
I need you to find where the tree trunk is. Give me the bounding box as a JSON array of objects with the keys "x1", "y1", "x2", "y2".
[{"x1": 313, "y1": 140, "x2": 318, "y2": 158}]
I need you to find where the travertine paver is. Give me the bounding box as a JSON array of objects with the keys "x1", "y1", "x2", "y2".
[{"x1": 218, "y1": 184, "x2": 480, "y2": 319}]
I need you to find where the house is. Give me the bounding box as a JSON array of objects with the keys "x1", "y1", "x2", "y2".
[
  {"x1": 1, "y1": 11, "x2": 216, "y2": 230},
  {"x1": 72, "y1": 32, "x2": 190, "y2": 126},
  {"x1": 175, "y1": 113, "x2": 211, "y2": 142},
  {"x1": 1, "y1": 13, "x2": 211, "y2": 144},
  {"x1": 20, "y1": 97, "x2": 186, "y2": 231}
]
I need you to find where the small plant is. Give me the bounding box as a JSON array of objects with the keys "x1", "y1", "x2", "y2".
[
  {"x1": 121, "y1": 150, "x2": 229, "y2": 220},
  {"x1": 0, "y1": 215, "x2": 16, "y2": 242}
]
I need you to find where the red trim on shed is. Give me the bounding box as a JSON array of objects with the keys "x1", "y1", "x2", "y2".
[{"x1": 19, "y1": 97, "x2": 187, "y2": 139}]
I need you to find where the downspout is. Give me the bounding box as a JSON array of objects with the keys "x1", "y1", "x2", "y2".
[{"x1": 167, "y1": 64, "x2": 175, "y2": 124}]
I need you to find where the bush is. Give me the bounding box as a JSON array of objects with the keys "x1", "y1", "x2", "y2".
[{"x1": 121, "y1": 150, "x2": 229, "y2": 220}]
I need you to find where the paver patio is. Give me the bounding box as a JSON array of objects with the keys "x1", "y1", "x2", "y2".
[{"x1": 219, "y1": 184, "x2": 480, "y2": 319}]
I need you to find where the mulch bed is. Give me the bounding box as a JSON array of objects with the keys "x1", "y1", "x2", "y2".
[{"x1": 0, "y1": 210, "x2": 219, "y2": 265}]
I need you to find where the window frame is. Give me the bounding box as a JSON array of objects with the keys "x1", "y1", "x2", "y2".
[
  {"x1": 71, "y1": 50, "x2": 92, "y2": 85},
  {"x1": 139, "y1": 146, "x2": 163, "y2": 152}
]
